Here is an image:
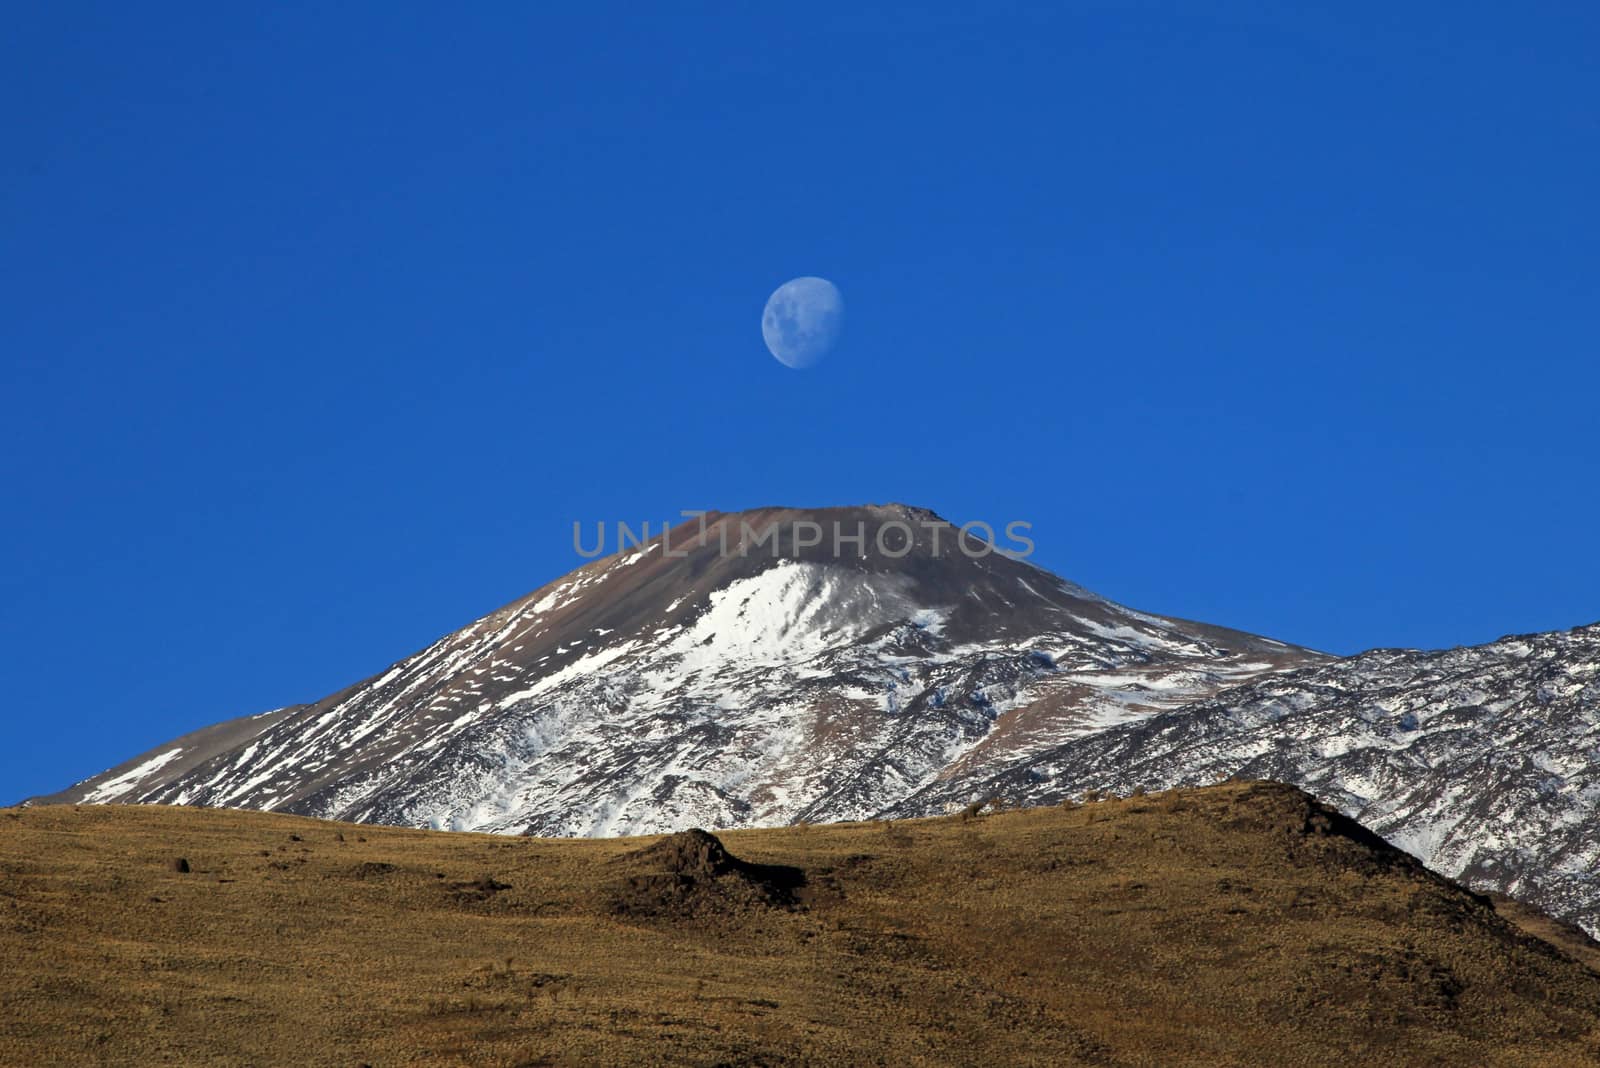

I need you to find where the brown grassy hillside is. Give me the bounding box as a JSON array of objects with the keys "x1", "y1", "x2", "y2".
[{"x1": 3, "y1": 781, "x2": 1599, "y2": 1067}]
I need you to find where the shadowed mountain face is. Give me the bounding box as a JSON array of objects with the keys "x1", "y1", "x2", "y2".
[
  {"x1": 37, "y1": 505, "x2": 1320, "y2": 835},
  {"x1": 897, "y1": 623, "x2": 1600, "y2": 938}
]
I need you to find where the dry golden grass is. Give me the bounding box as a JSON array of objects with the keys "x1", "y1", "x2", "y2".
[{"x1": 3, "y1": 781, "x2": 1599, "y2": 1067}]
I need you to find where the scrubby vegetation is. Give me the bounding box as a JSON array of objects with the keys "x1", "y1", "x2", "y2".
[{"x1": 2, "y1": 782, "x2": 1598, "y2": 1065}]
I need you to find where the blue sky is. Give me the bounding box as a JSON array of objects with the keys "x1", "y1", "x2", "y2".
[{"x1": 3, "y1": 2, "x2": 1597, "y2": 801}]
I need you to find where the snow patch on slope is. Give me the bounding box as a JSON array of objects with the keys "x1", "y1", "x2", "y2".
[
  {"x1": 81, "y1": 748, "x2": 185, "y2": 804},
  {"x1": 664, "y1": 560, "x2": 918, "y2": 675}
]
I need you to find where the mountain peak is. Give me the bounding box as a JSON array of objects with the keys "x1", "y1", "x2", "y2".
[{"x1": 41, "y1": 507, "x2": 1320, "y2": 836}]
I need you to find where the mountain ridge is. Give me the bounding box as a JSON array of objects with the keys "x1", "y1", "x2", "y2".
[{"x1": 889, "y1": 619, "x2": 1600, "y2": 936}]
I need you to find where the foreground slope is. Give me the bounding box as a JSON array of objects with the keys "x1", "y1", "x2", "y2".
[
  {"x1": 904, "y1": 624, "x2": 1600, "y2": 938},
  {"x1": 4, "y1": 783, "x2": 1600, "y2": 1067},
  {"x1": 41, "y1": 505, "x2": 1319, "y2": 834}
]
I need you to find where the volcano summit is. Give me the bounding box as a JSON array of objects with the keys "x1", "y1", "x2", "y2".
[{"x1": 40, "y1": 505, "x2": 1319, "y2": 835}]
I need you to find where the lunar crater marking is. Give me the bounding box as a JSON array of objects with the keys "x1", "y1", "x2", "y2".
[{"x1": 762, "y1": 276, "x2": 842, "y2": 369}]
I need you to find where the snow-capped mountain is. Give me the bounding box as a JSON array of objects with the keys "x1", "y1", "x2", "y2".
[
  {"x1": 41, "y1": 502, "x2": 1599, "y2": 936},
  {"x1": 38, "y1": 505, "x2": 1318, "y2": 835},
  {"x1": 894, "y1": 624, "x2": 1600, "y2": 937}
]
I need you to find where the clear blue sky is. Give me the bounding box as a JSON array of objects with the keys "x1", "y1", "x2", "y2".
[{"x1": 3, "y1": 2, "x2": 1596, "y2": 802}]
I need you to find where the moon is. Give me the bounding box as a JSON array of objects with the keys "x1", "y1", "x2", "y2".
[{"x1": 762, "y1": 276, "x2": 843, "y2": 369}]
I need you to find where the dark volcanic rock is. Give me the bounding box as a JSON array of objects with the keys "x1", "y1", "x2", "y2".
[{"x1": 608, "y1": 829, "x2": 805, "y2": 918}]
